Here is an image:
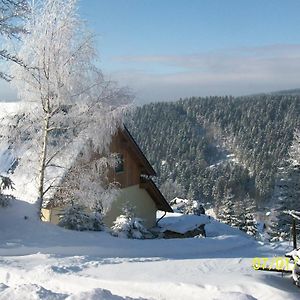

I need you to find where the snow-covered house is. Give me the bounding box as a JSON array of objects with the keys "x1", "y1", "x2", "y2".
[
  {"x1": 0, "y1": 103, "x2": 172, "y2": 229},
  {"x1": 40, "y1": 126, "x2": 173, "y2": 228}
]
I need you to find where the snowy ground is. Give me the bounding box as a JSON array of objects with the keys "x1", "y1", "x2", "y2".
[{"x1": 0, "y1": 199, "x2": 299, "y2": 299}]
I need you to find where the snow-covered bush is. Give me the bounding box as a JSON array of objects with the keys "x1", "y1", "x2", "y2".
[
  {"x1": 89, "y1": 212, "x2": 104, "y2": 231},
  {"x1": 58, "y1": 203, "x2": 104, "y2": 231},
  {"x1": 0, "y1": 194, "x2": 14, "y2": 207},
  {"x1": 0, "y1": 175, "x2": 15, "y2": 207},
  {"x1": 56, "y1": 156, "x2": 120, "y2": 232},
  {"x1": 111, "y1": 204, "x2": 152, "y2": 239}
]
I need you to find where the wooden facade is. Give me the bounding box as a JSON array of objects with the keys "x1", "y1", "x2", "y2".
[
  {"x1": 108, "y1": 131, "x2": 141, "y2": 188},
  {"x1": 108, "y1": 127, "x2": 156, "y2": 187},
  {"x1": 107, "y1": 126, "x2": 172, "y2": 213}
]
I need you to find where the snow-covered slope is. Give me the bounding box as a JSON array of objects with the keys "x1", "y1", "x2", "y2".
[
  {"x1": 0, "y1": 198, "x2": 299, "y2": 299},
  {"x1": 0, "y1": 102, "x2": 298, "y2": 299},
  {"x1": 0, "y1": 102, "x2": 40, "y2": 202}
]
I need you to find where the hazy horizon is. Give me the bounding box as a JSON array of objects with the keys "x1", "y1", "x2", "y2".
[{"x1": 2, "y1": 0, "x2": 300, "y2": 104}]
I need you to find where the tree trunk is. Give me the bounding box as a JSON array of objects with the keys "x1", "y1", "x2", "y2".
[{"x1": 38, "y1": 110, "x2": 50, "y2": 217}]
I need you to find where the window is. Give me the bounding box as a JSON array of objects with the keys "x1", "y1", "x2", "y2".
[{"x1": 115, "y1": 153, "x2": 124, "y2": 173}]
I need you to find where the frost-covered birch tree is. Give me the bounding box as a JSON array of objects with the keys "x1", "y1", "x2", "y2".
[
  {"x1": 0, "y1": 0, "x2": 29, "y2": 81},
  {"x1": 8, "y1": 0, "x2": 132, "y2": 211}
]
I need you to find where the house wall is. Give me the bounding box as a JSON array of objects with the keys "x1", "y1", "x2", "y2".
[
  {"x1": 41, "y1": 129, "x2": 160, "y2": 229},
  {"x1": 42, "y1": 185, "x2": 157, "y2": 229},
  {"x1": 104, "y1": 184, "x2": 157, "y2": 228},
  {"x1": 108, "y1": 132, "x2": 142, "y2": 188},
  {"x1": 41, "y1": 208, "x2": 52, "y2": 222},
  {"x1": 41, "y1": 206, "x2": 65, "y2": 225}
]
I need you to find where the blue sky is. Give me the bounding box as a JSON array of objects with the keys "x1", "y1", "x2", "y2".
[
  {"x1": 2, "y1": 0, "x2": 300, "y2": 103},
  {"x1": 80, "y1": 0, "x2": 300, "y2": 55}
]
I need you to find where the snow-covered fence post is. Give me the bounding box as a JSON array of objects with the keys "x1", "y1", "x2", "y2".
[
  {"x1": 292, "y1": 218, "x2": 297, "y2": 249},
  {"x1": 284, "y1": 210, "x2": 300, "y2": 249}
]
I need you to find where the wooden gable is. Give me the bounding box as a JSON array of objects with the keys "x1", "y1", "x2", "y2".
[
  {"x1": 109, "y1": 126, "x2": 173, "y2": 213},
  {"x1": 109, "y1": 126, "x2": 156, "y2": 188}
]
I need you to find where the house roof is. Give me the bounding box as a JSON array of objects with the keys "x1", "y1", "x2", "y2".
[
  {"x1": 120, "y1": 126, "x2": 156, "y2": 176},
  {"x1": 118, "y1": 126, "x2": 172, "y2": 213},
  {"x1": 155, "y1": 212, "x2": 210, "y2": 233}
]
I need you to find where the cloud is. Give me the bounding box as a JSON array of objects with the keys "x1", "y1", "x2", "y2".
[
  {"x1": 2, "y1": 44, "x2": 300, "y2": 104},
  {"x1": 112, "y1": 44, "x2": 300, "y2": 103}
]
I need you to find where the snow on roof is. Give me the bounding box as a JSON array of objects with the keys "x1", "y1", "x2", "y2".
[
  {"x1": 158, "y1": 212, "x2": 210, "y2": 234},
  {"x1": 172, "y1": 197, "x2": 188, "y2": 203}
]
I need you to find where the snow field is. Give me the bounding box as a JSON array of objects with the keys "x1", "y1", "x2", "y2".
[{"x1": 0, "y1": 200, "x2": 299, "y2": 299}]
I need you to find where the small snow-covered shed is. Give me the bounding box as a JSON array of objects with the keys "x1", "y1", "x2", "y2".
[{"x1": 156, "y1": 212, "x2": 210, "y2": 238}]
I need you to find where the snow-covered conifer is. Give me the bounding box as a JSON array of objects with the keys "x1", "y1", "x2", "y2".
[
  {"x1": 58, "y1": 203, "x2": 104, "y2": 231},
  {"x1": 267, "y1": 128, "x2": 300, "y2": 240},
  {"x1": 217, "y1": 188, "x2": 240, "y2": 226},
  {"x1": 238, "y1": 195, "x2": 258, "y2": 237},
  {"x1": 111, "y1": 203, "x2": 152, "y2": 239},
  {"x1": 0, "y1": 175, "x2": 14, "y2": 206}
]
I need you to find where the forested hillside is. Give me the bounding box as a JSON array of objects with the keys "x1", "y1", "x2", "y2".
[{"x1": 128, "y1": 95, "x2": 300, "y2": 238}]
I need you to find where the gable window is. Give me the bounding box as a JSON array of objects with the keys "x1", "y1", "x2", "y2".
[{"x1": 115, "y1": 153, "x2": 124, "y2": 173}]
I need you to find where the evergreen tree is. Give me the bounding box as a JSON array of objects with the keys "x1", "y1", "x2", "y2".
[
  {"x1": 239, "y1": 195, "x2": 258, "y2": 237},
  {"x1": 0, "y1": 175, "x2": 15, "y2": 207},
  {"x1": 58, "y1": 202, "x2": 104, "y2": 231},
  {"x1": 218, "y1": 189, "x2": 240, "y2": 226},
  {"x1": 269, "y1": 128, "x2": 300, "y2": 240},
  {"x1": 128, "y1": 94, "x2": 300, "y2": 234},
  {"x1": 111, "y1": 203, "x2": 152, "y2": 239}
]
